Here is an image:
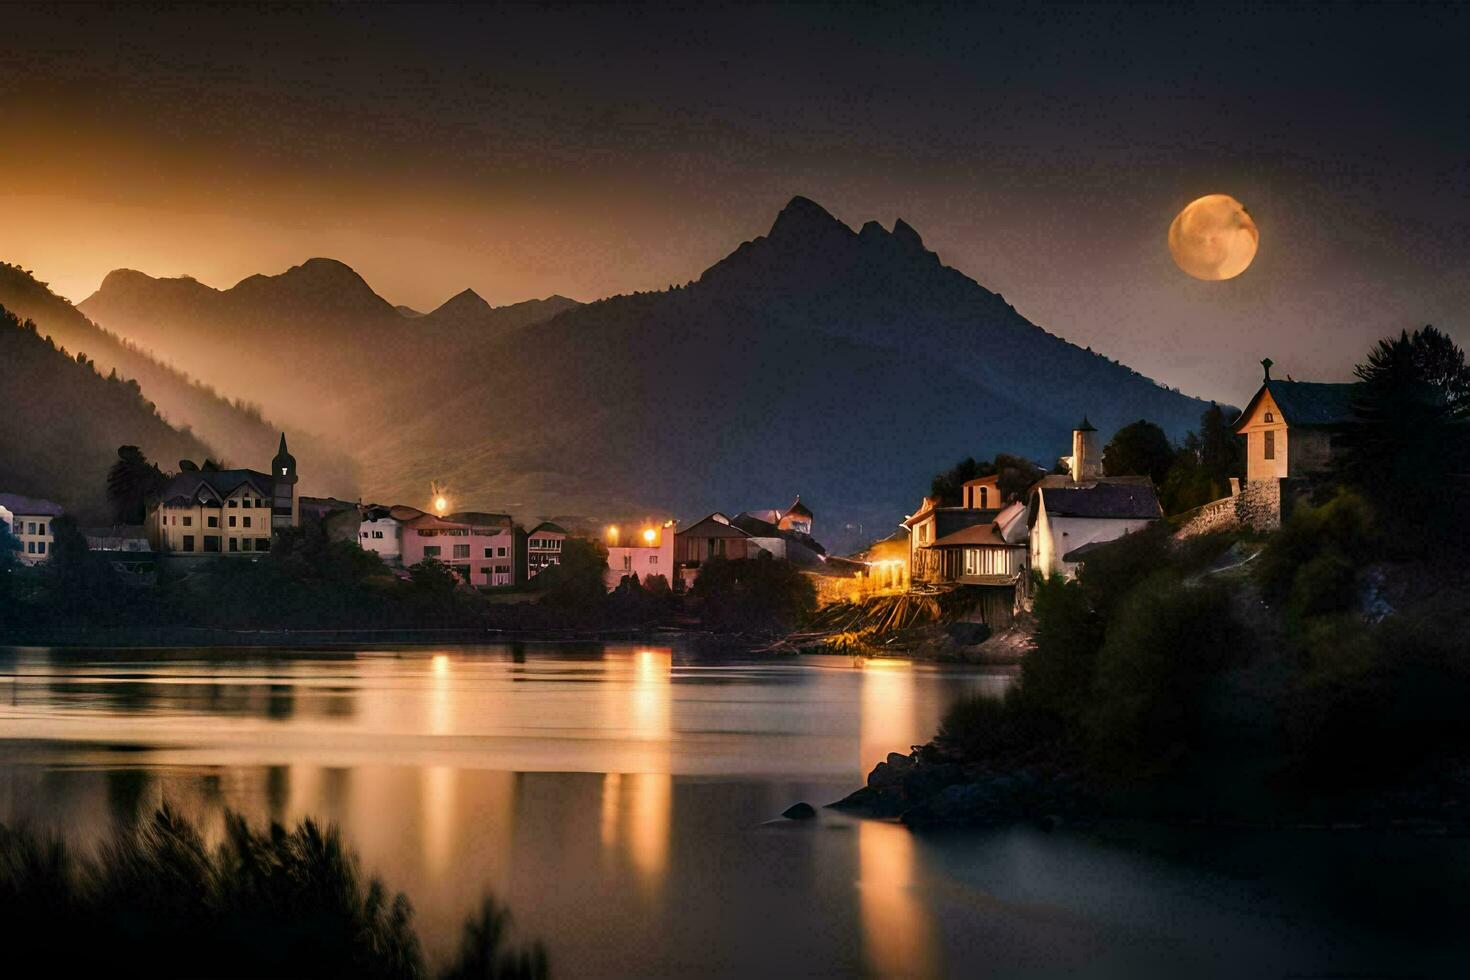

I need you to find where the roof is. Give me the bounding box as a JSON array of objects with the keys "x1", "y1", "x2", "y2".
[
  {"x1": 155, "y1": 469, "x2": 273, "y2": 506},
  {"x1": 528, "y1": 521, "x2": 566, "y2": 535},
  {"x1": 1036, "y1": 482, "x2": 1162, "y2": 521},
  {"x1": 784, "y1": 495, "x2": 813, "y2": 518},
  {"x1": 0, "y1": 493, "x2": 64, "y2": 517},
  {"x1": 961, "y1": 473, "x2": 1000, "y2": 488},
  {"x1": 1234, "y1": 379, "x2": 1358, "y2": 433},
  {"x1": 449, "y1": 511, "x2": 513, "y2": 528},
  {"x1": 678, "y1": 513, "x2": 750, "y2": 538},
  {"x1": 928, "y1": 523, "x2": 1017, "y2": 548}
]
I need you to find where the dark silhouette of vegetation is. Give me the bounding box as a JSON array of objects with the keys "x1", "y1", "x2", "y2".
[
  {"x1": 1102, "y1": 419, "x2": 1175, "y2": 487},
  {"x1": 1335, "y1": 325, "x2": 1470, "y2": 539},
  {"x1": 534, "y1": 538, "x2": 611, "y2": 607},
  {"x1": 0, "y1": 303, "x2": 210, "y2": 522},
  {"x1": 689, "y1": 553, "x2": 817, "y2": 633},
  {"x1": 0, "y1": 805, "x2": 546, "y2": 978},
  {"x1": 107, "y1": 445, "x2": 169, "y2": 524},
  {"x1": 929, "y1": 452, "x2": 1042, "y2": 506},
  {"x1": 1160, "y1": 403, "x2": 1245, "y2": 514}
]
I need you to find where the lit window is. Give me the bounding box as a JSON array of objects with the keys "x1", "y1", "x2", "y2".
[{"x1": 1265, "y1": 411, "x2": 1274, "y2": 423}]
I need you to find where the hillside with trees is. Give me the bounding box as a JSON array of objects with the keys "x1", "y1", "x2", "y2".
[
  {"x1": 0, "y1": 305, "x2": 210, "y2": 521},
  {"x1": 0, "y1": 262, "x2": 358, "y2": 497}
]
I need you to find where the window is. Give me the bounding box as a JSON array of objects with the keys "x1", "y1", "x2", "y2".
[
  {"x1": 979, "y1": 487, "x2": 989, "y2": 508},
  {"x1": 257, "y1": 538, "x2": 271, "y2": 552},
  {"x1": 243, "y1": 516, "x2": 251, "y2": 528},
  {"x1": 228, "y1": 516, "x2": 237, "y2": 528},
  {"x1": 373, "y1": 530, "x2": 383, "y2": 539},
  {"x1": 228, "y1": 500, "x2": 237, "y2": 508},
  {"x1": 243, "y1": 499, "x2": 253, "y2": 509},
  {"x1": 207, "y1": 516, "x2": 219, "y2": 528},
  {"x1": 622, "y1": 555, "x2": 632, "y2": 570},
  {"x1": 497, "y1": 547, "x2": 506, "y2": 557},
  {"x1": 38, "y1": 522, "x2": 47, "y2": 535},
  {"x1": 183, "y1": 535, "x2": 195, "y2": 552},
  {"x1": 204, "y1": 536, "x2": 221, "y2": 553},
  {"x1": 1264, "y1": 430, "x2": 1276, "y2": 460},
  {"x1": 229, "y1": 538, "x2": 238, "y2": 552},
  {"x1": 362, "y1": 531, "x2": 369, "y2": 539},
  {"x1": 36, "y1": 542, "x2": 45, "y2": 556},
  {"x1": 27, "y1": 522, "x2": 36, "y2": 534},
  {"x1": 1264, "y1": 411, "x2": 1274, "y2": 423},
  {"x1": 424, "y1": 546, "x2": 441, "y2": 558},
  {"x1": 485, "y1": 548, "x2": 493, "y2": 558},
  {"x1": 649, "y1": 556, "x2": 658, "y2": 566},
  {"x1": 183, "y1": 516, "x2": 192, "y2": 527},
  {"x1": 453, "y1": 544, "x2": 470, "y2": 559},
  {"x1": 26, "y1": 541, "x2": 35, "y2": 554}
]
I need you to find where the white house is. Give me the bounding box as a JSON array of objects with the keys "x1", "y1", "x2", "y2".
[
  {"x1": 526, "y1": 522, "x2": 567, "y2": 578},
  {"x1": 0, "y1": 493, "x2": 64, "y2": 565},
  {"x1": 604, "y1": 521, "x2": 675, "y2": 590},
  {"x1": 357, "y1": 505, "x2": 407, "y2": 563},
  {"x1": 1026, "y1": 420, "x2": 1163, "y2": 580}
]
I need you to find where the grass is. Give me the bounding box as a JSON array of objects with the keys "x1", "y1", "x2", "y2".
[{"x1": 0, "y1": 805, "x2": 547, "y2": 979}]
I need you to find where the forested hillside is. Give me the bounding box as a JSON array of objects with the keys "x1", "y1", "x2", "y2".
[{"x1": 0, "y1": 305, "x2": 211, "y2": 522}]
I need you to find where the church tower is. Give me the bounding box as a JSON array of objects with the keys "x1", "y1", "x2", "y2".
[
  {"x1": 1070, "y1": 417, "x2": 1102, "y2": 483},
  {"x1": 271, "y1": 433, "x2": 299, "y2": 529}
]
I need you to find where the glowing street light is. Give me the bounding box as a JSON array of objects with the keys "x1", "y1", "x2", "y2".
[
  {"x1": 608, "y1": 525, "x2": 620, "y2": 543},
  {"x1": 642, "y1": 527, "x2": 657, "y2": 545}
]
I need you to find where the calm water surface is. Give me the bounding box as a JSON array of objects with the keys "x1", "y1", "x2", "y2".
[{"x1": 1, "y1": 643, "x2": 1468, "y2": 978}]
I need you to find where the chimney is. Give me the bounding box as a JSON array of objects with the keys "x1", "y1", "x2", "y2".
[
  {"x1": 1070, "y1": 417, "x2": 1101, "y2": 483},
  {"x1": 1261, "y1": 358, "x2": 1273, "y2": 382}
]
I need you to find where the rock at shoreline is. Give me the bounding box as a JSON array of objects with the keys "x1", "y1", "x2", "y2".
[{"x1": 782, "y1": 802, "x2": 816, "y2": 820}]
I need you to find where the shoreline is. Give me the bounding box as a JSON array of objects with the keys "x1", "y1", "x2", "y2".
[{"x1": 0, "y1": 624, "x2": 743, "y2": 650}]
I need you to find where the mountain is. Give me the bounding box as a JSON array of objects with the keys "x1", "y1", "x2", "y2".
[
  {"x1": 0, "y1": 262, "x2": 358, "y2": 499},
  {"x1": 81, "y1": 263, "x2": 581, "y2": 432},
  {"x1": 74, "y1": 198, "x2": 1215, "y2": 550},
  {"x1": 0, "y1": 303, "x2": 211, "y2": 522}
]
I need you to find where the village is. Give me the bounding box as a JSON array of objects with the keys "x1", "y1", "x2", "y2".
[{"x1": 1, "y1": 357, "x2": 1339, "y2": 635}]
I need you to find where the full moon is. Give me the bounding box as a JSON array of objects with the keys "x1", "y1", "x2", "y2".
[{"x1": 1168, "y1": 194, "x2": 1259, "y2": 280}]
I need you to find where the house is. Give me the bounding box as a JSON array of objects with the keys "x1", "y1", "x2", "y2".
[
  {"x1": 848, "y1": 529, "x2": 911, "y2": 593},
  {"x1": 934, "y1": 500, "x2": 1029, "y2": 585},
  {"x1": 1234, "y1": 359, "x2": 1356, "y2": 483},
  {"x1": 0, "y1": 493, "x2": 63, "y2": 564},
  {"x1": 526, "y1": 522, "x2": 566, "y2": 579},
  {"x1": 741, "y1": 496, "x2": 815, "y2": 537},
  {"x1": 400, "y1": 510, "x2": 516, "y2": 586},
  {"x1": 673, "y1": 513, "x2": 757, "y2": 591},
  {"x1": 902, "y1": 496, "x2": 1001, "y2": 584},
  {"x1": 147, "y1": 435, "x2": 299, "y2": 559},
  {"x1": 603, "y1": 520, "x2": 675, "y2": 591},
  {"x1": 1025, "y1": 420, "x2": 1162, "y2": 579},
  {"x1": 357, "y1": 505, "x2": 407, "y2": 563},
  {"x1": 730, "y1": 510, "x2": 827, "y2": 567},
  {"x1": 962, "y1": 474, "x2": 1001, "y2": 510}
]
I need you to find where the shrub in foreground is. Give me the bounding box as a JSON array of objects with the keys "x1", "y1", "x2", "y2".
[{"x1": 0, "y1": 806, "x2": 547, "y2": 979}]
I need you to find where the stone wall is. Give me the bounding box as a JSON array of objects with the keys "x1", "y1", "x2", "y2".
[{"x1": 1176, "y1": 477, "x2": 1283, "y2": 538}]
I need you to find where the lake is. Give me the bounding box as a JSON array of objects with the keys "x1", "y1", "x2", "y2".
[{"x1": 2, "y1": 642, "x2": 1468, "y2": 978}]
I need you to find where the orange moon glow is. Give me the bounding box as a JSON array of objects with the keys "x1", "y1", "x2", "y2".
[{"x1": 1168, "y1": 194, "x2": 1259, "y2": 280}]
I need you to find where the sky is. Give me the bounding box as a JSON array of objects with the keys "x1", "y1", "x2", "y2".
[{"x1": 3, "y1": 3, "x2": 1469, "y2": 404}]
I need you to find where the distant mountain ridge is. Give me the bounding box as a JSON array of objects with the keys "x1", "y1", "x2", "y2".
[
  {"x1": 0, "y1": 262, "x2": 358, "y2": 500},
  {"x1": 72, "y1": 198, "x2": 1215, "y2": 550}
]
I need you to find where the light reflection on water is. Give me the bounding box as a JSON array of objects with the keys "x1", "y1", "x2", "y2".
[{"x1": 3, "y1": 644, "x2": 1470, "y2": 977}]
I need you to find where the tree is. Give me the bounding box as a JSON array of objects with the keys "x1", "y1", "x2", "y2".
[
  {"x1": 1196, "y1": 402, "x2": 1244, "y2": 489},
  {"x1": 1336, "y1": 326, "x2": 1470, "y2": 525},
  {"x1": 535, "y1": 537, "x2": 609, "y2": 606},
  {"x1": 994, "y1": 453, "x2": 1044, "y2": 503},
  {"x1": 1102, "y1": 420, "x2": 1174, "y2": 487},
  {"x1": 107, "y1": 445, "x2": 168, "y2": 524},
  {"x1": 690, "y1": 553, "x2": 817, "y2": 632},
  {"x1": 929, "y1": 457, "x2": 991, "y2": 505}
]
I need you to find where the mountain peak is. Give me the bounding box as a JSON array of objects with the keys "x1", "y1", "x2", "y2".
[
  {"x1": 891, "y1": 218, "x2": 924, "y2": 251},
  {"x1": 430, "y1": 288, "x2": 493, "y2": 320},
  {"x1": 768, "y1": 196, "x2": 850, "y2": 241}
]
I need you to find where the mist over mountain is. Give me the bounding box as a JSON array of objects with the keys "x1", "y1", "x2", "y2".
[
  {"x1": 74, "y1": 198, "x2": 1215, "y2": 550},
  {"x1": 0, "y1": 262, "x2": 359, "y2": 499},
  {"x1": 0, "y1": 303, "x2": 211, "y2": 522}
]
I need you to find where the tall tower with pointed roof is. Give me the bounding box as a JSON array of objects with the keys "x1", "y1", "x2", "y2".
[
  {"x1": 1070, "y1": 417, "x2": 1102, "y2": 483},
  {"x1": 271, "y1": 433, "x2": 299, "y2": 529}
]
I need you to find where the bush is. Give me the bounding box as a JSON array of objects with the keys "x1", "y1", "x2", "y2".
[
  {"x1": 1084, "y1": 576, "x2": 1241, "y2": 777},
  {"x1": 690, "y1": 554, "x2": 816, "y2": 633},
  {"x1": 934, "y1": 691, "x2": 1030, "y2": 762},
  {"x1": 1016, "y1": 574, "x2": 1102, "y2": 731},
  {"x1": 1256, "y1": 490, "x2": 1374, "y2": 608},
  {"x1": 0, "y1": 806, "x2": 546, "y2": 979}
]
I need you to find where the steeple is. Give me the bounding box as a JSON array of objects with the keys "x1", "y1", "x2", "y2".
[{"x1": 270, "y1": 433, "x2": 299, "y2": 529}]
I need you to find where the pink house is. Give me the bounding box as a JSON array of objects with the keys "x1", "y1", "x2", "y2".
[{"x1": 400, "y1": 512, "x2": 516, "y2": 587}]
